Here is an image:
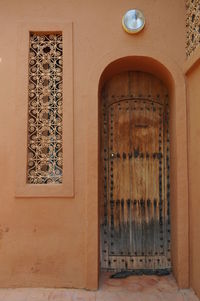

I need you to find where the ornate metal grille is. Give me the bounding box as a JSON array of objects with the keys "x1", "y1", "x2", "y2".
[
  {"x1": 27, "y1": 32, "x2": 63, "y2": 184},
  {"x1": 186, "y1": 0, "x2": 200, "y2": 57}
]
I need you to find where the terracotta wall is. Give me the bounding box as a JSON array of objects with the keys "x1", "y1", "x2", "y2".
[
  {"x1": 186, "y1": 59, "x2": 200, "y2": 299},
  {"x1": 0, "y1": 0, "x2": 188, "y2": 290}
]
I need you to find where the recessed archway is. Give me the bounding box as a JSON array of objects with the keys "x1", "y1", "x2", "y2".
[
  {"x1": 96, "y1": 56, "x2": 188, "y2": 287},
  {"x1": 85, "y1": 55, "x2": 188, "y2": 290}
]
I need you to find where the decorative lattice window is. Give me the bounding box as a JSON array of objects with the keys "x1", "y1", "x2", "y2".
[
  {"x1": 27, "y1": 32, "x2": 63, "y2": 184},
  {"x1": 186, "y1": 0, "x2": 200, "y2": 57}
]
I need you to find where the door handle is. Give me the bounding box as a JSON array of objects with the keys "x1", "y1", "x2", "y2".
[
  {"x1": 110, "y1": 152, "x2": 120, "y2": 159},
  {"x1": 110, "y1": 152, "x2": 116, "y2": 159}
]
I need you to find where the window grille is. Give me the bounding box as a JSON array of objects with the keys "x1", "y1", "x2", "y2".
[
  {"x1": 186, "y1": 0, "x2": 200, "y2": 57},
  {"x1": 27, "y1": 32, "x2": 63, "y2": 184}
]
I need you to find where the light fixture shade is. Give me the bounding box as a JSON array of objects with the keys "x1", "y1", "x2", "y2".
[{"x1": 122, "y1": 9, "x2": 145, "y2": 34}]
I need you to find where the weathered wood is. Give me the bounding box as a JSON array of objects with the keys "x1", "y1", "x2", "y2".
[{"x1": 100, "y1": 71, "x2": 170, "y2": 271}]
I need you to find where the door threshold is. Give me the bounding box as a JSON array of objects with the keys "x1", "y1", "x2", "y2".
[{"x1": 110, "y1": 269, "x2": 171, "y2": 278}]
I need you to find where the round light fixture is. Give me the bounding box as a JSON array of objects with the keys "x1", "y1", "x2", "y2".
[{"x1": 122, "y1": 9, "x2": 145, "y2": 34}]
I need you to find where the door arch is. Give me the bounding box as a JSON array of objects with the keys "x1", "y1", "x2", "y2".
[{"x1": 100, "y1": 71, "x2": 170, "y2": 272}]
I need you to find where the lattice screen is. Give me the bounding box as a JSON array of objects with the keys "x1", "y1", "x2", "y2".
[
  {"x1": 186, "y1": 0, "x2": 200, "y2": 57},
  {"x1": 27, "y1": 32, "x2": 63, "y2": 184}
]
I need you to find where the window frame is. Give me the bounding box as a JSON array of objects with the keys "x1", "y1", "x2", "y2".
[{"x1": 15, "y1": 22, "x2": 74, "y2": 198}]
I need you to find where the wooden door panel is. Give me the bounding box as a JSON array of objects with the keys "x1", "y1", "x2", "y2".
[{"x1": 100, "y1": 71, "x2": 170, "y2": 271}]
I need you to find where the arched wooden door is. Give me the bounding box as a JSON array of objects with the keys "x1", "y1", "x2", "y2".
[{"x1": 100, "y1": 71, "x2": 171, "y2": 272}]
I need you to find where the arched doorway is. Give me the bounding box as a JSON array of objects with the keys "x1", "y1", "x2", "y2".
[
  {"x1": 100, "y1": 71, "x2": 171, "y2": 272},
  {"x1": 86, "y1": 54, "x2": 188, "y2": 289}
]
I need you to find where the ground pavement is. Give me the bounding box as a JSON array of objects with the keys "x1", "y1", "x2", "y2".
[{"x1": 0, "y1": 272, "x2": 198, "y2": 301}]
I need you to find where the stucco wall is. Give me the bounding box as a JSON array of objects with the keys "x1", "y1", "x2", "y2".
[
  {"x1": 186, "y1": 60, "x2": 200, "y2": 299},
  {"x1": 0, "y1": 0, "x2": 188, "y2": 290}
]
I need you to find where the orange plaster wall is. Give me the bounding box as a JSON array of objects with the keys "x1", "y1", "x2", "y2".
[
  {"x1": 0, "y1": 0, "x2": 188, "y2": 290},
  {"x1": 186, "y1": 61, "x2": 200, "y2": 299}
]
